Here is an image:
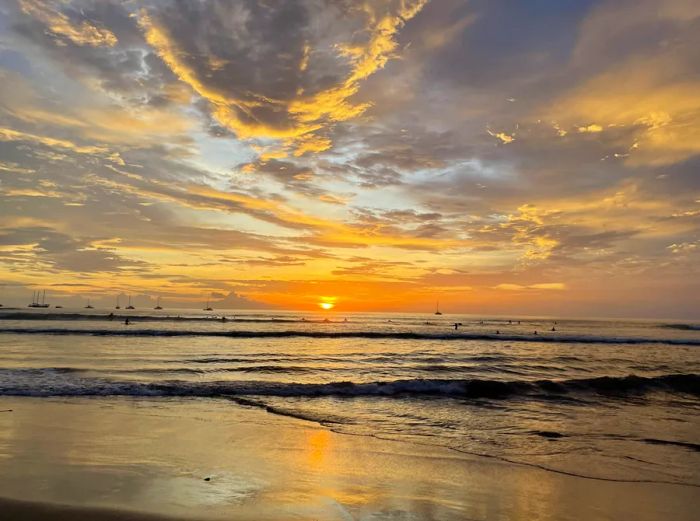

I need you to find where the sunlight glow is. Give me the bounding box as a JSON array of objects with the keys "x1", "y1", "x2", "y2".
[{"x1": 319, "y1": 296, "x2": 337, "y2": 310}]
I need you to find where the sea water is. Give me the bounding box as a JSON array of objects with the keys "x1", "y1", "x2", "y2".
[{"x1": 0, "y1": 308, "x2": 698, "y2": 487}]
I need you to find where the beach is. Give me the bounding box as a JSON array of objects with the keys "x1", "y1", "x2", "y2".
[
  {"x1": 1, "y1": 310, "x2": 699, "y2": 519},
  {"x1": 1, "y1": 396, "x2": 698, "y2": 521}
]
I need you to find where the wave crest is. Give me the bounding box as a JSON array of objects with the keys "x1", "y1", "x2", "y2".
[
  {"x1": 0, "y1": 371, "x2": 697, "y2": 400},
  {"x1": 1, "y1": 327, "x2": 698, "y2": 346}
]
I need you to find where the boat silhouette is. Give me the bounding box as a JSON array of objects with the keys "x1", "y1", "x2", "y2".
[{"x1": 28, "y1": 290, "x2": 50, "y2": 308}]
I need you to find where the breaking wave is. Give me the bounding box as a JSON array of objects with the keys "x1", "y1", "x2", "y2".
[
  {"x1": 1, "y1": 371, "x2": 697, "y2": 400},
  {"x1": 1, "y1": 327, "x2": 699, "y2": 346},
  {"x1": 663, "y1": 323, "x2": 700, "y2": 331}
]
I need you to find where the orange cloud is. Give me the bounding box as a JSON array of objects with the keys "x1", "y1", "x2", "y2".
[
  {"x1": 547, "y1": 47, "x2": 700, "y2": 166},
  {"x1": 19, "y1": 0, "x2": 117, "y2": 47}
]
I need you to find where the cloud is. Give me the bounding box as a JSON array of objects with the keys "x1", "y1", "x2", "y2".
[
  {"x1": 577, "y1": 124, "x2": 603, "y2": 133},
  {"x1": 494, "y1": 283, "x2": 566, "y2": 291},
  {"x1": 545, "y1": 0, "x2": 700, "y2": 166},
  {"x1": 0, "y1": 127, "x2": 109, "y2": 155},
  {"x1": 487, "y1": 129, "x2": 515, "y2": 143},
  {"x1": 18, "y1": 0, "x2": 117, "y2": 47},
  {"x1": 137, "y1": 0, "x2": 428, "y2": 154}
]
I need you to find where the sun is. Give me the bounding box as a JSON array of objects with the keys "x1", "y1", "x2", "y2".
[{"x1": 318, "y1": 296, "x2": 337, "y2": 310}]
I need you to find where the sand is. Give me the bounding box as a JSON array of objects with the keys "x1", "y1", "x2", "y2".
[{"x1": 0, "y1": 397, "x2": 697, "y2": 520}]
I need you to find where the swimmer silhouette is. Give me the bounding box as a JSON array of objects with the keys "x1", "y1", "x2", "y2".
[{"x1": 124, "y1": 318, "x2": 130, "y2": 325}]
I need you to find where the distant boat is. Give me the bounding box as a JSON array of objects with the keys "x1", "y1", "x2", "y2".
[
  {"x1": 203, "y1": 295, "x2": 213, "y2": 311},
  {"x1": 126, "y1": 295, "x2": 135, "y2": 310},
  {"x1": 85, "y1": 299, "x2": 94, "y2": 309},
  {"x1": 29, "y1": 290, "x2": 50, "y2": 308},
  {"x1": 154, "y1": 296, "x2": 163, "y2": 310},
  {"x1": 434, "y1": 301, "x2": 443, "y2": 315},
  {"x1": 115, "y1": 295, "x2": 121, "y2": 310}
]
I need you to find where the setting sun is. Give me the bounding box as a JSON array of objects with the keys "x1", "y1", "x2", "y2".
[{"x1": 319, "y1": 297, "x2": 337, "y2": 310}]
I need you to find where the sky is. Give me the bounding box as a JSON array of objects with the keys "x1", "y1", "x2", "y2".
[{"x1": 0, "y1": 0, "x2": 698, "y2": 318}]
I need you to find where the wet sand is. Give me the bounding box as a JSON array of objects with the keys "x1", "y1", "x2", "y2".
[
  {"x1": 0, "y1": 397, "x2": 697, "y2": 520},
  {"x1": 0, "y1": 497, "x2": 186, "y2": 521}
]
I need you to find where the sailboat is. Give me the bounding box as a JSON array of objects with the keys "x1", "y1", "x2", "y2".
[
  {"x1": 85, "y1": 299, "x2": 94, "y2": 309},
  {"x1": 434, "y1": 300, "x2": 443, "y2": 315},
  {"x1": 203, "y1": 295, "x2": 213, "y2": 311},
  {"x1": 126, "y1": 296, "x2": 135, "y2": 310},
  {"x1": 29, "y1": 290, "x2": 50, "y2": 308},
  {"x1": 115, "y1": 295, "x2": 121, "y2": 310},
  {"x1": 154, "y1": 296, "x2": 163, "y2": 310}
]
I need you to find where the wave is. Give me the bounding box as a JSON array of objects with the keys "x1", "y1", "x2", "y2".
[
  {"x1": 0, "y1": 312, "x2": 331, "y2": 324},
  {"x1": 1, "y1": 327, "x2": 699, "y2": 346},
  {"x1": 663, "y1": 323, "x2": 700, "y2": 331},
  {"x1": 1, "y1": 371, "x2": 697, "y2": 400},
  {"x1": 641, "y1": 438, "x2": 700, "y2": 452}
]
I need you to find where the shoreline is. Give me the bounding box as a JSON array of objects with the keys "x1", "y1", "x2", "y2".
[{"x1": 1, "y1": 396, "x2": 698, "y2": 520}]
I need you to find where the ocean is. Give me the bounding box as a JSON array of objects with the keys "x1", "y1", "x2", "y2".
[{"x1": 1, "y1": 308, "x2": 698, "y2": 488}]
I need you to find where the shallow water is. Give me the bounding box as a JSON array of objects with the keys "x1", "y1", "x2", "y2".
[{"x1": 1, "y1": 308, "x2": 699, "y2": 486}]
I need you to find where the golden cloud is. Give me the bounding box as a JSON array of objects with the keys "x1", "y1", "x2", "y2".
[
  {"x1": 19, "y1": 0, "x2": 117, "y2": 47},
  {"x1": 494, "y1": 282, "x2": 566, "y2": 291},
  {"x1": 547, "y1": 49, "x2": 700, "y2": 166},
  {"x1": 0, "y1": 127, "x2": 109, "y2": 155},
  {"x1": 138, "y1": 1, "x2": 428, "y2": 156},
  {"x1": 487, "y1": 129, "x2": 515, "y2": 143}
]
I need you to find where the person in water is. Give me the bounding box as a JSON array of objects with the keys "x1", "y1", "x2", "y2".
[
  {"x1": 551, "y1": 326, "x2": 556, "y2": 331},
  {"x1": 124, "y1": 318, "x2": 130, "y2": 325},
  {"x1": 533, "y1": 330, "x2": 538, "y2": 335}
]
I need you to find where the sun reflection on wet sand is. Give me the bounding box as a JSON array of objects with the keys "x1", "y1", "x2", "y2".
[{"x1": 0, "y1": 397, "x2": 697, "y2": 521}]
